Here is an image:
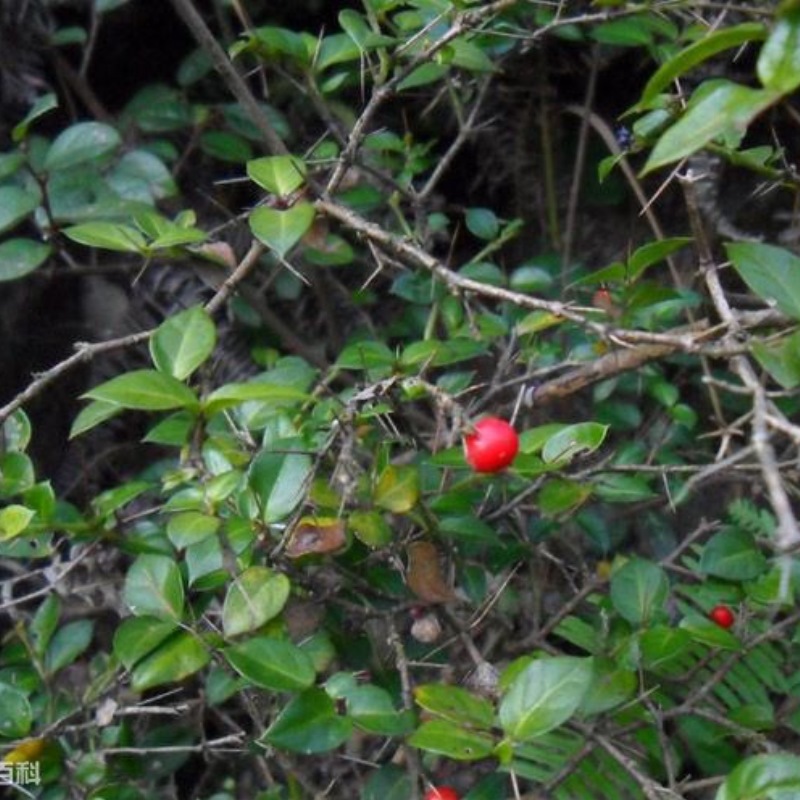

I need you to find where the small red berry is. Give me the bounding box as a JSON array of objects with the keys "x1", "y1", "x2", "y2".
[
  {"x1": 463, "y1": 416, "x2": 519, "y2": 473},
  {"x1": 709, "y1": 605, "x2": 735, "y2": 629},
  {"x1": 424, "y1": 787, "x2": 459, "y2": 800}
]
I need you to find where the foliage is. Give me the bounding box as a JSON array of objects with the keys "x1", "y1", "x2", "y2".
[{"x1": 1, "y1": 1, "x2": 800, "y2": 798}]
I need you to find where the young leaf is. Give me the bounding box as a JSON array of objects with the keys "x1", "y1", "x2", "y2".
[
  {"x1": 374, "y1": 465, "x2": 419, "y2": 513},
  {"x1": 83, "y1": 369, "x2": 199, "y2": 411},
  {"x1": 249, "y1": 202, "x2": 316, "y2": 258},
  {"x1": 499, "y1": 656, "x2": 594, "y2": 741},
  {"x1": 150, "y1": 305, "x2": 217, "y2": 380},
  {"x1": 63, "y1": 221, "x2": 147, "y2": 253},
  {"x1": 0, "y1": 505, "x2": 35, "y2": 541},
  {"x1": 247, "y1": 155, "x2": 307, "y2": 196}
]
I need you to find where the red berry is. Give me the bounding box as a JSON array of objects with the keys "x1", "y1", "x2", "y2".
[
  {"x1": 463, "y1": 416, "x2": 519, "y2": 473},
  {"x1": 424, "y1": 787, "x2": 459, "y2": 800},
  {"x1": 709, "y1": 605, "x2": 735, "y2": 629}
]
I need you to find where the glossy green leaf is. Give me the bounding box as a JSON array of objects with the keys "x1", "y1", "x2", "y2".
[
  {"x1": 0, "y1": 682, "x2": 32, "y2": 738},
  {"x1": 247, "y1": 155, "x2": 307, "y2": 196},
  {"x1": 537, "y1": 479, "x2": 592, "y2": 517},
  {"x1": 636, "y1": 23, "x2": 766, "y2": 109},
  {"x1": 249, "y1": 202, "x2": 315, "y2": 258},
  {"x1": 130, "y1": 630, "x2": 210, "y2": 692},
  {"x1": 2, "y1": 410, "x2": 31, "y2": 452},
  {"x1": 44, "y1": 121, "x2": 122, "y2": 171},
  {"x1": 0, "y1": 504, "x2": 35, "y2": 540},
  {"x1": 465, "y1": 207, "x2": 500, "y2": 240},
  {"x1": 92, "y1": 480, "x2": 151, "y2": 518},
  {"x1": 408, "y1": 719, "x2": 495, "y2": 760},
  {"x1": 499, "y1": 656, "x2": 593, "y2": 741},
  {"x1": 680, "y1": 612, "x2": 739, "y2": 650},
  {"x1": 83, "y1": 369, "x2": 199, "y2": 411},
  {"x1": 414, "y1": 683, "x2": 494, "y2": 728},
  {"x1": 335, "y1": 340, "x2": 395, "y2": 370},
  {"x1": 346, "y1": 685, "x2": 414, "y2": 735},
  {"x1": 109, "y1": 150, "x2": 177, "y2": 203},
  {"x1": 374, "y1": 465, "x2": 419, "y2": 513},
  {"x1": 222, "y1": 566, "x2": 291, "y2": 638},
  {"x1": 166, "y1": 511, "x2": 220, "y2": 550},
  {"x1": 249, "y1": 448, "x2": 313, "y2": 523},
  {"x1": 542, "y1": 422, "x2": 608, "y2": 464},
  {"x1": 0, "y1": 452, "x2": 35, "y2": 496},
  {"x1": 149, "y1": 305, "x2": 217, "y2": 380},
  {"x1": 610, "y1": 558, "x2": 669, "y2": 625},
  {"x1": 0, "y1": 186, "x2": 40, "y2": 235},
  {"x1": 263, "y1": 688, "x2": 353, "y2": 753},
  {"x1": 727, "y1": 242, "x2": 800, "y2": 320},
  {"x1": 643, "y1": 82, "x2": 777, "y2": 174},
  {"x1": 700, "y1": 528, "x2": 767, "y2": 581},
  {"x1": 715, "y1": 753, "x2": 800, "y2": 800},
  {"x1": 757, "y1": 10, "x2": 800, "y2": 94},
  {"x1": 0, "y1": 238, "x2": 51, "y2": 281},
  {"x1": 225, "y1": 635, "x2": 315, "y2": 691},
  {"x1": 203, "y1": 382, "x2": 310, "y2": 415},
  {"x1": 123, "y1": 554, "x2": 185, "y2": 621},
  {"x1": 69, "y1": 399, "x2": 122, "y2": 439},
  {"x1": 63, "y1": 221, "x2": 147, "y2": 253},
  {"x1": 113, "y1": 616, "x2": 178, "y2": 670},
  {"x1": 45, "y1": 620, "x2": 94, "y2": 675}
]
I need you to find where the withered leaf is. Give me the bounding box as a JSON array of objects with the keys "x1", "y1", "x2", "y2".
[
  {"x1": 406, "y1": 540, "x2": 458, "y2": 604},
  {"x1": 285, "y1": 516, "x2": 347, "y2": 559}
]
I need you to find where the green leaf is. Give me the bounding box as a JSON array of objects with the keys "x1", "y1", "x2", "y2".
[
  {"x1": 348, "y1": 510, "x2": 393, "y2": 548},
  {"x1": 166, "y1": 511, "x2": 220, "y2": 549},
  {"x1": 398, "y1": 62, "x2": 448, "y2": 91},
  {"x1": 374, "y1": 465, "x2": 419, "y2": 513},
  {"x1": 752, "y1": 331, "x2": 800, "y2": 389},
  {"x1": 150, "y1": 305, "x2": 217, "y2": 380},
  {"x1": 0, "y1": 238, "x2": 52, "y2": 281},
  {"x1": 45, "y1": 620, "x2": 94, "y2": 675},
  {"x1": 69, "y1": 399, "x2": 123, "y2": 439},
  {"x1": 222, "y1": 566, "x2": 291, "y2": 638},
  {"x1": 758, "y1": 10, "x2": 800, "y2": 94},
  {"x1": 0, "y1": 186, "x2": 40, "y2": 235},
  {"x1": 339, "y1": 9, "x2": 395, "y2": 50},
  {"x1": 362, "y1": 765, "x2": 412, "y2": 800},
  {"x1": 63, "y1": 221, "x2": 147, "y2": 253},
  {"x1": 44, "y1": 121, "x2": 122, "y2": 171},
  {"x1": 579, "y1": 659, "x2": 636, "y2": 716},
  {"x1": 715, "y1": 753, "x2": 800, "y2": 800},
  {"x1": 346, "y1": 685, "x2": 414, "y2": 735},
  {"x1": 249, "y1": 202, "x2": 315, "y2": 258},
  {"x1": 249, "y1": 447, "x2": 313, "y2": 523},
  {"x1": 542, "y1": 422, "x2": 608, "y2": 464},
  {"x1": 263, "y1": 688, "x2": 353, "y2": 753},
  {"x1": 247, "y1": 155, "x2": 307, "y2": 196},
  {"x1": 408, "y1": 719, "x2": 495, "y2": 760},
  {"x1": 92, "y1": 480, "x2": 151, "y2": 518},
  {"x1": 0, "y1": 682, "x2": 33, "y2": 738},
  {"x1": 12, "y1": 92, "x2": 58, "y2": 142},
  {"x1": 83, "y1": 369, "x2": 199, "y2": 411},
  {"x1": 499, "y1": 656, "x2": 594, "y2": 741},
  {"x1": 593, "y1": 473, "x2": 656, "y2": 503},
  {"x1": 334, "y1": 340, "x2": 395, "y2": 370},
  {"x1": 414, "y1": 684, "x2": 494, "y2": 728},
  {"x1": 31, "y1": 595, "x2": 61, "y2": 657},
  {"x1": 636, "y1": 23, "x2": 766, "y2": 109},
  {"x1": 225, "y1": 635, "x2": 315, "y2": 691},
  {"x1": 643, "y1": 82, "x2": 777, "y2": 174},
  {"x1": 639, "y1": 626, "x2": 692, "y2": 674},
  {"x1": 680, "y1": 612, "x2": 740, "y2": 650},
  {"x1": 0, "y1": 504, "x2": 35, "y2": 540},
  {"x1": 449, "y1": 37, "x2": 494, "y2": 73},
  {"x1": 700, "y1": 528, "x2": 768, "y2": 581},
  {"x1": 113, "y1": 616, "x2": 178, "y2": 670},
  {"x1": 537, "y1": 479, "x2": 592, "y2": 517},
  {"x1": 123, "y1": 554, "x2": 185, "y2": 621},
  {"x1": 610, "y1": 558, "x2": 669, "y2": 625},
  {"x1": 727, "y1": 242, "x2": 800, "y2": 321},
  {"x1": 465, "y1": 207, "x2": 500, "y2": 240},
  {"x1": 203, "y1": 382, "x2": 310, "y2": 415},
  {"x1": 627, "y1": 236, "x2": 693, "y2": 280},
  {"x1": 130, "y1": 630, "x2": 210, "y2": 692}
]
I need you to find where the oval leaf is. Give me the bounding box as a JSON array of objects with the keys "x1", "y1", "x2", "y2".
[
  {"x1": 727, "y1": 242, "x2": 800, "y2": 321},
  {"x1": 249, "y1": 447, "x2": 313, "y2": 523},
  {"x1": 715, "y1": 753, "x2": 800, "y2": 800},
  {"x1": 0, "y1": 238, "x2": 52, "y2": 281},
  {"x1": 83, "y1": 369, "x2": 199, "y2": 411},
  {"x1": 408, "y1": 719, "x2": 495, "y2": 761},
  {"x1": 247, "y1": 155, "x2": 307, "y2": 196},
  {"x1": 225, "y1": 635, "x2": 315, "y2": 691},
  {"x1": 123, "y1": 554, "x2": 185, "y2": 621},
  {"x1": 150, "y1": 305, "x2": 217, "y2": 380},
  {"x1": 130, "y1": 630, "x2": 210, "y2": 692},
  {"x1": 498, "y1": 656, "x2": 594, "y2": 741},
  {"x1": 263, "y1": 688, "x2": 353, "y2": 753},
  {"x1": 0, "y1": 186, "x2": 40, "y2": 235},
  {"x1": 222, "y1": 566, "x2": 291, "y2": 638},
  {"x1": 610, "y1": 558, "x2": 669, "y2": 625},
  {"x1": 44, "y1": 121, "x2": 122, "y2": 171}
]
